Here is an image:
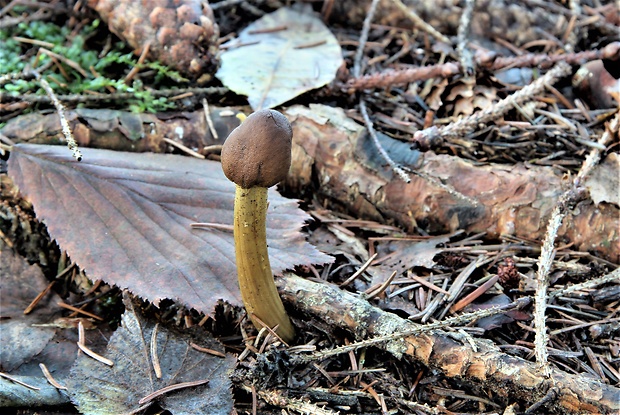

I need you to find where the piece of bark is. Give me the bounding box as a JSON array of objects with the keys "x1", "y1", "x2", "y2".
[
  {"x1": 0, "y1": 108, "x2": 243, "y2": 155},
  {"x1": 87, "y1": 0, "x2": 219, "y2": 79},
  {"x1": 278, "y1": 274, "x2": 620, "y2": 414},
  {"x1": 284, "y1": 105, "x2": 619, "y2": 263}
]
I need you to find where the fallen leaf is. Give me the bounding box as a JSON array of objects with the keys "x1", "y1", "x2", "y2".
[
  {"x1": 66, "y1": 293, "x2": 235, "y2": 415},
  {"x1": 367, "y1": 235, "x2": 450, "y2": 289},
  {"x1": 585, "y1": 153, "x2": 620, "y2": 207},
  {"x1": 463, "y1": 294, "x2": 530, "y2": 331},
  {"x1": 0, "y1": 245, "x2": 64, "y2": 372},
  {"x1": 8, "y1": 144, "x2": 332, "y2": 315},
  {"x1": 216, "y1": 6, "x2": 343, "y2": 110},
  {"x1": 0, "y1": 244, "x2": 111, "y2": 387},
  {"x1": 372, "y1": 235, "x2": 451, "y2": 275}
]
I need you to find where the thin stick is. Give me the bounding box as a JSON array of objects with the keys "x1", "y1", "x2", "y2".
[
  {"x1": 138, "y1": 379, "x2": 209, "y2": 405},
  {"x1": 250, "y1": 314, "x2": 290, "y2": 347},
  {"x1": 456, "y1": 0, "x2": 476, "y2": 76},
  {"x1": 345, "y1": 42, "x2": 619, "y2": 92},
  {"x1": 76, "y1": 342, "x2": 114, "y2": 366},
  {"x1": 440, "y1": 61, "x2": 572, "y2": 139},
  {"x1": 162, "y1": 137, "x2": 205, "y2": 159},
  {"x1": 150, "y1": 324, "x2": 162, "y2": 378},
  {"x1": 390, "y1": 0, "x2": 451, "y2": 44},
  {"x1": 301, "y1": 297, "x2": 531, "y2": 361},
  {"x1": 124, "y1": 41, "x2": 151, "y2": 84},
  {"x1": 450, "y1": 275, "x2": 499, "y2": 313},
  {"x1": 39, "y1": 363, "x2": 68, "y2": 390},
  {"x1": 549, "y1": 267, "x2": 620, "y2": 298},
  {"x1": 23, "y1": 281, "x2": 55, "y2": 314},
  {"x1": 0, "y1": 372, "x2": 40, "y2": 390},
  {"x1": 366, "y1": 270, "x2": 397, "y2": 299},
  {"x1": 189, "y1": 342, "x2": 226, "y2": 358},
  {"x1": 57, "y1": 301, "x2": 103, "y2": 321},
  {"x1": 38, "y1": 47, "x2": 89, "y2": 78},
  {"x1": 353, "y1": 0, "x2": 380, "y2": 78},
  {"x1": 413, "y1": 61, "x2": 572, "y2": 148},
  {"x1": 532, "y1": 111, "x2": 619, "y2": 376},
  {"x1": 77, "y1": 320, "x2": 85, "y2": 345},
  {"x1": 202, "y1": 98, "x2": 219, "y2": 140},
  {"x1": 359, "y1": 99, "x2": 411, "y2": 182},
  {"x1": 2, "y1": 86, "x2": 230, "y2": 103},
  {"x1": 340, "y1": 253, "x2": 377, "y2": 288}
]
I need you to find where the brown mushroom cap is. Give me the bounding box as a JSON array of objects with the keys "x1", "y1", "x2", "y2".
[{"x1": 221, "y1": 109, "x2": 293, "y2": 189}]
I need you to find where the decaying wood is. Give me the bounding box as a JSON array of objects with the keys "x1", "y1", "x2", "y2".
[
  {"x1": 0, "y1": 107, "x2": 242, "y2": 155},
  {"x1": 284, "y1": 105, "x2": 619, "y2": 263},
  {"x1": 278, "y1": 274, "x2": 620, "y2": 414}
]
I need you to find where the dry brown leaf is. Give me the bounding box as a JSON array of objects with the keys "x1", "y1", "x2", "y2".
[{"x1": 8, "y1": 144, "x2": 332, "y2": 315}]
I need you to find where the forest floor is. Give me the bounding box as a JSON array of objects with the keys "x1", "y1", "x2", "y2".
[{"x1": 0, "y1": 1, "x2": 619, "y2": 414}]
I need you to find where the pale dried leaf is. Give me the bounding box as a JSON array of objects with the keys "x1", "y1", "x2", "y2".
[{"x1": 216, "y1": 6, "x2": 343, "y2": 110}]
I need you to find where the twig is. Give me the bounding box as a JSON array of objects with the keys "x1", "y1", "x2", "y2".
[
  {"x1": 0, "y1": 372, "x2": 40, "y2": 391},
  {"x1": 240, "y1": 382, "x2": 341, "y2": 415},
  {"x1": 300, "y1": 296, "x2": 530, "y2": 361},
  {"x1": 23, "y1": 281, "x2": 55, "y2": 314},
  {"x1": 0, "y1": 0, "x2": 19, "y2": 18},
  {"x1": 38, "y1": 47, "x2": 90, "y2": 79},
  {"x1": 29, "y1": 69, "x2": 82, "y2": 161},
  {"x1": 150, "y1": 323, "x2": 162, "y2": 378},
  {"x1": 439, "y1": 61, "x2": 571, "y2": 137},
  {"x1": 450, "y1": 275, "x2": 499, "y2": 313},
  {"x1": 352, "y1": 0, "x2": 380, "y2": 78},
  {"x1": 162, "y1": 137, "x2": 205, "y2": 159},
  {"x1": 202, "y1": 98, "x2": 219, "y2": 140},
  {"x1": 359, "y1": 99, "x2": 411, "y2": 182},
  {"x1": 549, "y1": 267, "x2": 620, "y2": 298},
  {"x1": 76, "y1": 342, "x2": 114, "y2": 366},
  {"x1": 1, "y1": 86, "x2": 230, "y2": 103},
  {"x1": 57, "y1": 301, "x2": 103, "y2": 320},
  {"x1": 456, "y1": 0, "x2": 476, "y2": 76},
  {"x1": 39, "y1": 363, "x2": 67, "y2": 390},
  {"x1": 124, "y1": 40, "x2": 152, "y2": 84},
  {"x1": 532, "y1": 110, "x2": 618, "y2": 377},
  {"x1": 340, "y1": 253, "x2": 378, "y2": 288},
  {"x1": 390, "y1": 0, "x2": 451, "y2": 45},
  {"x1": 0, "y1": 4, "x2": 56, "y2": 29},
  {"x1": 138, "y1": 379, "x2": 209, "y2": 405},
  {"x1": 344, "y1": 42, "x2": 619, "y2": 92},
  {"x1": 189, "y1": 342, "x2": 227, "y2": 357}
]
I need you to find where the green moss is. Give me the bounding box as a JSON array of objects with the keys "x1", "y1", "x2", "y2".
[{"x1": 1, "y1": 20, "x2": 184, "y2": 113}]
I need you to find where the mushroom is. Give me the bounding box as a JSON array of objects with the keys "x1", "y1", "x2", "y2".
[{"x1": 221, "y1": 109, "x2": 296, "y2": 343}]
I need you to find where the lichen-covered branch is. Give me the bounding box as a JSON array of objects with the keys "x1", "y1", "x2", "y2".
[{"x1": 278, "y1": 274, "x2": 620, "y2": 414}]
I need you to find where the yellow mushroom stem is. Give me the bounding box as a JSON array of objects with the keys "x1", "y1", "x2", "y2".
[{"x1": 233, "y1": 184, "x2": 295, "y2": 343}]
